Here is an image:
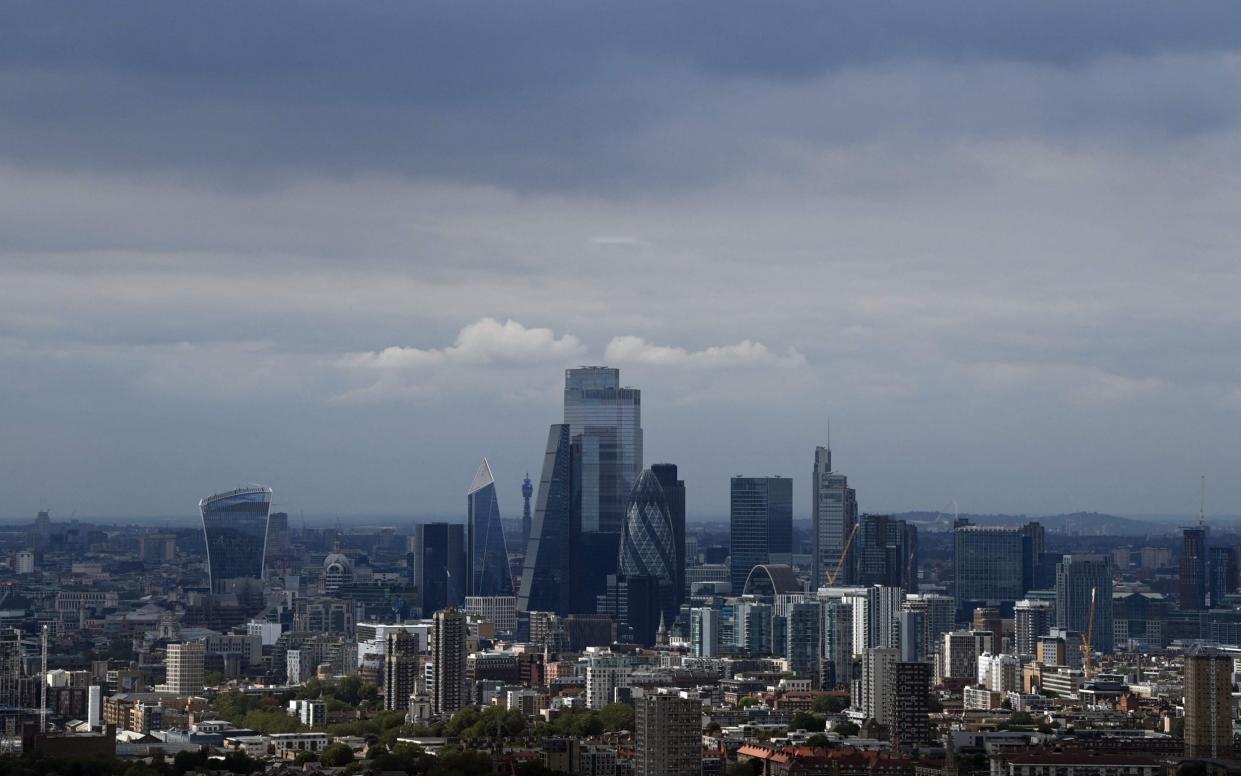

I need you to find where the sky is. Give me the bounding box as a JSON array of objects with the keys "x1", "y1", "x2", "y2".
[{"x1": 2, "y1": 2, "x2": 1241, "y2": 522}]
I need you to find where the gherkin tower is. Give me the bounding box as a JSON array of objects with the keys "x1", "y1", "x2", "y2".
[{"x1": 619, "y1": 469, "x2": 677, "y2": 625}]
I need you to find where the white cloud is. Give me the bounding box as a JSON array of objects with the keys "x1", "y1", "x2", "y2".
[
  {"x1": 604, "y1": 335, "x2": 807, "y2": 368},
  {"x1": 343, "y1": 317, "x2": 584, "y2": 370}
]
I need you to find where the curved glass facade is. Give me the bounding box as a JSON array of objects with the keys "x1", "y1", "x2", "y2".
[
  {"x1": 619, "y1": 470, "x2": 675, "y2": 584},
  {"x1": 200, "y1": 486, "x2": 272, "y2": 593},
  {"x1": 467, "y1": 458, "x2": 513, "y2": 597}
]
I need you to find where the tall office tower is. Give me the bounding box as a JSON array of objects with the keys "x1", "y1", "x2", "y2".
[
  {"x1": 902, "y1": 594, "x2": 955, "y2": 657},
  {"x1": 466, "y1": 459, "x2": 513, "y2": 597},
  {"x1": 821, "y1": 599, "x2": 854, "y2": 688},
  {"x1": 520, "y1": 474, "x2": 534, "y2": 551},
  {"x1": 413, "y1": 522, "x2": 466, "y2": 615},
  {"x1": 1180, "y1": 527, "x2": 1208, "y2": 611},
  {"x1": 563, "y1": 366, "x2": 642, "y2": 534},
  {"x1": 383, "y1": 630, "x2": 419, "y2": 711},
  {"x1": 953, "y1": 524, "x2": 1030, "y2": 616},
  {"x1": 1014, "y1": 599, "x2": 1054, "y2": 658},
  {"x1": 857, "y1": 647, "x2": 899, "y2": 725},
  {"x1": 619, "y1": 469, "x2": 678, "y2": 626},
  {"x1": 891, "y1": 661, "x2": 932, "y2": 751},
  {"x1": 786, "y1": 602, "x2": 822, "y2": 684},
  {"x1": 199, "y1": 486, "x2": 272, "y2": 593},
  {"x1": 812, "y1": 445, "x2": 858, "y2": 588},
  {"x1": 690, "y1": 607, "x2": 721, "y2": 657},
  {"x1": 1021, "y1": 522, "x2": 1045, "y2": 592},
  {"x1": 735, "y1": 601, "x2": 773, "y2": 655},
  {"x1": 635, "y1": 693, "x2": 702, "y2": 776},
  {"x1": 651, "y1": 463, "x2": 687, "y2": 611},
  {"x1": 729, "y1": 476, "x2": 794, "y2": 592},
  {"x1": 265, "y1": 511, "x2": 290, "y2": 568},
  {"x1": 164, "y1": 641, "x2": 205, "y2": 696},
  {"x1": 519, "y1": 425, "x2": 579, "y2": 615},
  {"x1": 432, "y1": 609, "x2": 467, "y2": 716},
  {"x1": 1055, "y1": 554, "x2": 1114, "y2": 654},
  {"x1": 856, "y1": 515, "x2": 917, "y2": 591},
  {"x1": 972, "y1": 607, "x2": 1002, "y2": 653},
  {"x1": 1208, "y1": 546, "x2": 1237, "y2": 607},
  {"x1": 1184, "y1": 650, "x2": 1234, "y2": 759}
]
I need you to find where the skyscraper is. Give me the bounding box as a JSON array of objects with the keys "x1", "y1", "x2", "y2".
[
  {"x1": 856, "y1": 514, "x2": 917, "y2": 591},
  {"x1": 812, "y1": 445, "x2": 857, "y2": 588},
  {"x1": 1180, "y1": 526, "x2": 1208, "y2": 611},
  {"x1": 413, "y1": 522, "x2": 466, "y2": 615},
  {"x1": 432, "y1": 609, "x2": 467, "y2": 717},
  {"x1": 1014, "y1": 599, "x2": 1053, "y2": 658},
  {"x1": 563, "y1": 366, "x2": 642, "y2": 534},
  {"x1": 953, "y1": 524, "x2": 1030, "y2": 616},
  {"x1": 821, "y1": 599, "x2": 854, "y2": 688},
  {"x1": 1055, "y1": 554, "x2": 1113, "y2": 654},
  {"x1": 856, "y1": 647, "x2": 899, "y2": 725},
  {"x1": 521, "y1": 474, "x2": 534, "y2": 551},
  {"x1": 1208, "y1": 546, "x2": 1237, "y2": 607},
  {"x1": 383, "y1": 630, "x2": 419, "y2": 711},
  {"x1": 729, "y1": 476, "x2": 793, "y2": 592},
  {"x1": 1184, "y1": 650, "x2": 1233, "y2": 759},
  {"x1": 163, "y1": 641, "x2": 205, "y2": 696},
  {"x1": 199, "y1": 486, "x2": 272, "y2": 594},
  {"x1": 619, "y1": 469, "x2": 678, "y2": 627},
  {"x1": 635, "y1": 693, "x2": 702, "y2": 776},
  {"x1": 466, "y1": 459, "x2": 513, "y2": 597},
  {"x1": 651, "y1": 463, "x2": 686, "y2": 611},
  {"x1": 519, "y1": 424, "x2": 579, "y2": 615}
]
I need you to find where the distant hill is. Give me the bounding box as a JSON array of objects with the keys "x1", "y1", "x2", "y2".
[{"x1": 895, "y1": 510, "x2": 1172, "y2": 536}]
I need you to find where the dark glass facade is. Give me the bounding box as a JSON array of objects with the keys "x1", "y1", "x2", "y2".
[
  {"x1": 466, "y1": 459, "x2": 513, "y2": 597},
  {"x1": 1181, "y1": 527, "x2": 1208, "y2": 610},
  {"x1": 729, "y1": 476, "x2": 793, "y2": 592},
  {"x1": 414, "y1": 522, "x2": 466, "y2": 615},
  {"x1": 812, "y1": 446, "x2": 857, "y2": 587},
  {"x1": 619, "y1": 469, "x2": 678, "y2": 627},
  {"x1": 651, "y1": 463, "x2": 686, "y2": 611},
  {"x1": 563, "y1": 367, "x2": 642, "y2": 534},
  {"x1": 1055, "y1": 553, "x2": 1114, "y2": 653},
  {"x1": 199, "y1": 486, "x2": 272, "y2": 594},
  {"x1": 518, "y1": 424, "x2": 579, "y2": 615}
]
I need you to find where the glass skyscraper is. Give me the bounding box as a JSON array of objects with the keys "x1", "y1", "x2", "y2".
[
  {"x1": 953, "y1": 523, "x2": 1031, "y2": 616},
  {"x1": 1055, "y1": 553, "x2": 1114, "y2": 653},
  {"x1": 199, "y1": 485, "x2": 272, "y2": 593},
  {"x1": 619, "y1": 469, "x2": 678, "y2": 627},
  {"x1": 563, "y1": 367, "x2": 642, "y2": 534},
  {"x1": 413, "y1": 522, "x2": 466, "y2": 614},
  {"x1": 466, "y1": 458, "x2": 513, "y2": 597},
  {"x1": 518, "y1": 424, "x2": 579, "y2": 615},
  {"x1": 812, "y1": 445, "x2": 857, "y2": 588},
  {"x1": 650, "y1": 463, "x2": 686, "y2": 611},
  {"x1": 729, "y1": 476, "x2": 794, "y2": 592}
]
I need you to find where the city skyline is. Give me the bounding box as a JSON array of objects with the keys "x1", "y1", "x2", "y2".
[{"x1": 4, "y1": 5, "x2": 1241, "y2": 521}]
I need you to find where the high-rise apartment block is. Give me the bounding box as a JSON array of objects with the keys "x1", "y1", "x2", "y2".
[
  {"x1": 163, "y1": 641, "x2": 205, "y2": 696},
  {"x1": 383, "y1": 630, "x2": 419, "y2": 711},
  {"x1": 634, "y1": 693, "x2": 702, "y2": 776},
  {"x1": 1184, "y1": 651, "x2": 1233, "y2": 759},
  {"x1": 432, "y1": 609, "x2": 467, "y2": 717},
  {"x1": 729, "y1": 476, "x2": 793, "y2": 592}
]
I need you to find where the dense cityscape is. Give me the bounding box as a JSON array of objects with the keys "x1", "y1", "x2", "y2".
[{"x1": 1, "y1": 365, "x2": 1238, "y2": 775}]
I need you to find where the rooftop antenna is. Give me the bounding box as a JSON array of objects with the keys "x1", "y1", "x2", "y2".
[{"x1": 1199, "y1": 475, "x2": 1206, "y2": 529}]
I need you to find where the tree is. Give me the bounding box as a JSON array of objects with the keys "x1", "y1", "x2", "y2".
[
  {"x1": 320, "y1": 742, "x2": 355, "y2": 767},
  {"x1": 1009, "y1": 711, "x2": 1035, "y2": 726},
  {"x1": 789, "y1": 711, "x2": 825, "y2": 732},
  {"x1": 738, "y1": 696, "x2": 759, "y2": 708},
  {"x1": 812, "y1": 695, "x2": 849, "y2": 714},
  {"x1": 805, "y1": 733, "x2": 834, "y2": 748},
  {"x1": 599, "y1": 703, "x2": 634, "y2": 731}
]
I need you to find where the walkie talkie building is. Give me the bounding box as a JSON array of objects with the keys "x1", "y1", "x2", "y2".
[{"x1": 199, "y1": 485, "x2": 273, "y2": 593}]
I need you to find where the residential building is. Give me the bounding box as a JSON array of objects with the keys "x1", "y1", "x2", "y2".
[
  {"x1": 634, "y1": 693, "x2": 701, "y2": 776},
  {"x1": 432, "y1": 609, "x2": 467, "y2": 716},
  {"x1": 1184, "y1": 651, "x2": 1233, "y2": 759}
]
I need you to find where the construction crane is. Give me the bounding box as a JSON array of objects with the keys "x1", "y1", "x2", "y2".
[
  {"x1": 826, "y1": 523, "x2": 860, "y2": 586},
  {"x1": 1081, "y1": 586, "x2": 1097, "y2": 679}
]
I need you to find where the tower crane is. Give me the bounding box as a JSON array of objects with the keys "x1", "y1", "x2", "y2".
[
  {"x1": 1081, "y1": 586, "x2": 1097, "y2": 679},
  {"x1": 826, "y1": 523, "x2": 860, "y2": 586}
]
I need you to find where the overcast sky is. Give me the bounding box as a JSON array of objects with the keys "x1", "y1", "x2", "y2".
[{"x1": 3, "y1": 2, "x2": 1241, "y2": 522}]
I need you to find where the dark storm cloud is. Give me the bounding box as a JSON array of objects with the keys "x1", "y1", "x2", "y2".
[{"x1": 1, "y1": 1, "x2": 1239, "y2": 189}]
